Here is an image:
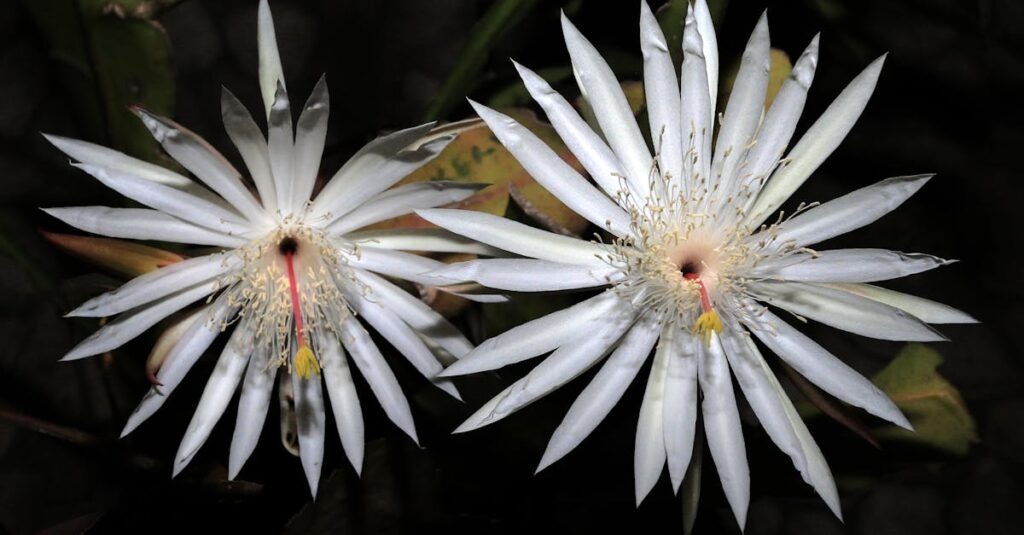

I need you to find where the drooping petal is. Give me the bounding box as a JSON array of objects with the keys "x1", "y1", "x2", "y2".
[
  {"x1": 720, "y1": 326, "x2": 841, "y2": 518},
  {"x1": 68, "y1": 253, "x2": 238, "y2": 318},
  {"x1": 561, "y1": 12, "x2": 652, "y2": 199},
  {"x1": 341, "y1": 318, "x2": 418, "y2": 443},
  {"x1": 316, "y1": 332, "x2": 364, "y2": 473},
  {"x1": 257, "y1": 0, "x2": 285, "y2": 118},
  {"x1": 416, "y1": 208, "x2": 610, "y2": 265},
  {"x1": 537, "y1": 317, "x2": 660, "y2": 471},
  {"x1": 43, "y1": 134, "x2": 191, "y2": 187},
  {"x1": 42, "y1": 207, "x2": 247, "y2": 248},
  {"x1": 752, "y1": 280, "x2": 945, "y2": 342},
  {"x1": 698, "y1": 334, "x2": 749, "y2": 529},
  {"x1": 62, "y1": 281, "x2": 220, "y2": 361},
  {"x1": 822, "y1": 283, "x2": 977, "y2": 324},
  {"x1": 678, "y1": 4, "x2": 714, "y2": 196},
  {"x1": 751, "y1": 248, "x2": 953, "y2": 283},
  {"x1": 290, "y1": 75, "x2": 330, "y2": 212},
  {"x1": 767, "y1": 174, "x2": 933, "y2": 249},
  {"x1": 663, "y1": 331, "x2": 699, "y2": 492},
  {"x1": 292, "y1": 366, "x2": 326, "y2": 496},
  {"x1": 428, "y1": 258, "x2": 618, "y2": 292},
  {"x1": 229, "y1": 344, "x2": 276, "y2": 479},
  {"x1": 748, "y1": 55, "x2": 887, "y2": 225},
  {"x1": 640, "y1": 1, "x2": 683, "y2": 198},
  {"x1": 469, "y1": 101, "x2": 632, "y2": 236},
  {"x1": 221, "y1": 87, "x2": 277, "y2": 211},
  {"x1": 634, "y1": 324, "x2": 670, "y2": 505},
  {"x1": 329, "y1": 182, "x2": 486, "y2": 235},
  {"x1": 347, "y1": 228, "x2": 504, "y2": 256},
  {"x1": 454, "y1": 310, "x2": 637, "y2": 433},
  {"x1": 741, "y1": 306, "x2": 912, "y2": 429}
]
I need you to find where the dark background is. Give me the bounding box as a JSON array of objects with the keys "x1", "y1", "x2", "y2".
[{"x1": 1, "y1": 0, "x2": 1022, "y2": 533}]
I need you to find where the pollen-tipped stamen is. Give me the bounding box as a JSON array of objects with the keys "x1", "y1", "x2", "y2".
[
  {"x1": 284, "y1": 247, "x2": 320, "y2": 379},
  {"x1": 684, "y1": 272, "x2": 722, "y2": 345}
]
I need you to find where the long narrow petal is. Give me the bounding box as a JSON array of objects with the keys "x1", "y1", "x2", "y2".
[
  {"x1": 222, "y1": 87, "x2": 277, "y2": 211},
  {"x1": 742, "y1": 306, "x2": 912, "y2": 429},
  {"x1": 289, "y1": 75, "x2": 329, "y2": 212},
  {"x1": 68, "y1": 253, "x2": 238, "y2": 318},
  {"x1": 341, "y1": 318, "x2": 418, "y2": 443},
  {"x1": 267, "y1": 82, "x2": 295, "y2": 212},
  {"x1": 454, "y1": 310, "x2": 637, "y2": 433},
  {"x1": 678, "y1": 5, "x2": 714, "y2": 195},
  {"x1": 133, "y1": 109, "x2": 268, "y2": 223},
  {"x1": 347, "y1": 228, "x2": 504, "y2": 256},
  {"x1": 767, "y1": 174, "x2": 933, "y2": 249},
  {"x1": 429, "y1": 258, "x2": 618, "y2": 292},
  {"x1": 752, "y1": 281, "x2": 945, "y2": 341},
  {"x1": 751, "y1": 248, "x2": 953, "y2": 283},
  {"x1": 823, "y1": 283, "x2": 977, "y2": 324},
  {"x1": 317, "y1": 333, "x2": 364, "y2": 474},
  {"x1": 173, "y1": 320, "x2": 252, "y2": 476},
  {"x1": 469, "y1": 101, "x2": 632, "y2": 236},
  {"x1": 562, "y1": 12, "x2": 652, "y2": 199},
  {"x1": 664, "y1": 331, "x2": 699, "y2": 492},
  {"x1": 72, "y1": 163, "x2": 253, "y2": 237},
  {"x1": 537, "y1": 317, "x2": 660, "y2": 471},
  {"x1": 640, "y1": 1, "x2": 682, "y2": 197},
  {"x1": 344, "y1": 246, "x2": 447, "y2": 286},
  {"x1": 43, "y1": 207, "x2": 247, "y2": 248},
  {"x1": 62, "y1": 281, "x2": 220, "y2": 361},
  {"x1": 748, "y1": 55, "x2": 887, "y2": 225},
  {"x1": 257, "y1": 0, "x2": 285, "y2": 117},
  {"x1": 44, "y1": 134, "x2": 191, "y2": 186},
  {"x1": 721, "y1": 326, "x2": 841, "y2": 519},
  {"x1": 229, "y1": 345, "x2": 276, "y2": 478},
  {"x1": 634, "y1": 324, "x2": 671, "y2": 505},
  {"x1": 513, "y1": 61, "x2": 625, "y2": 198},
  {"x1": 698, "y1": 334, "x2": 749, "y2": 529},
  {"x1": 693, "y1": 0, "x2": 719, "y2": 112},
  {"x1": 120, "y1": 295, "x2": 236, "y2": 436},
  {"x1": 417, "y1": 208, "x2": 609, "y2": 265},
  {"x1": 329, "y1": 182, "x2": 486, "y2": 235},
  {"x1": 292, "y1": 367, "x2": 326, "y2": 496}
]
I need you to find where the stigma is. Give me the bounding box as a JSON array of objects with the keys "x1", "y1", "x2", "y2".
[{"x1": 683, "y1": 272, "x2": 722, "y2": 345}]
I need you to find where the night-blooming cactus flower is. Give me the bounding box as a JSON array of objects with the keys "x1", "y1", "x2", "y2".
[
  {"x1": 417, "y1": 0, "x2": 975, "y2": 526},
  {"x1": 44, "y1": 0, "x2": 486, "y2": 496}
]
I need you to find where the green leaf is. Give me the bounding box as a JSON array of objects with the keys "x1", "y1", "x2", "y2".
[{"x1": 871, "y1": 343, "x2": 978, "y2": 455}]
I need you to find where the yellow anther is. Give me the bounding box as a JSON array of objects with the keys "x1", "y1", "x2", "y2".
[
  {"x1": 691, "y1": 310, "x2": 723, "y2": 346},
  {"x1": 294, "y1": 344, "x2": 320, "y2": 379}
]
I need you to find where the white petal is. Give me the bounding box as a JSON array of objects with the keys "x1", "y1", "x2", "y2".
[
  {"x1": 267, "y1": 82, "x2": 295, "y2": 212},
  {"x1": 469, "y1": 101, "x2": 632, "y2": 236},
  {"x1": 43, "y1": 134, "x2": 191, "y2": 187},
  {"x1": 441, "y1": 291, "x2": 627, "y2": 377},
  {"x1": 640, "y1": 1, "x2": 683, "y2": 198},
  {"x1": 133, "y1": 109, "x2": 268, "y2": 223},
  {"x1": 341, "y1": 318, "x2": 418, "y2": 443},
  {"x1": 344, "y1": 246, "x2": 446, "y2": 286},
  {"x1": 42, "y1": 206, "x2": 247, "y2": 248},
  {"x1": 711, "y1": 12, "x2": 770, "y2": 210},
  {"x1": 720, "y1": 326, "x2": 841, "y2": 519},
  {"x1": 678, "y1": 5, "x2": 714, "y2": 195},
  {"x1": 454, "y1": 309, "x2": 636, "y2": 433},
  {"x1": 222, "y1": 87, "x2": 277, "y2": 211},
  {"x1": 693, "y1": 0, "x2": 719, "y2": 112},
  {"x1": 329, "y1": 182, "x2": 486, "y2": 235},
  {"x1": 229, "y1": 344, "x2": 276, "y2": 478},
  {"x1": 120, "y1": 295, "x2": 236, "y2": 436},
  {"x1": 748, "y1": 55, "x2": 887, "y2": 225},
  {"x1": 348, "y1": 228, "x2": 504, "y2": 256},
  {"x1": 752, "y1": 280, "x2": 945, "y2": 342},
  {"x1": 537, "y1": 317, "x2": 660, "y2": 471},
  {"x1": 72, "y1": 163, "x2": 253, "y2": 237},
  {"x1": 513, "y1": 61, "x2": 625, "y2": 198},
  {"x1": 62, "y1": 281, "x2": 220, "y2": 361},
  {"x1": 822, "y1": 283, "x2": 977, "y2": 324},
  {"x1": 292, "y1": 366, "x2": 326, "y2": 496},
  {"x1": 751, "y1": 248, "x2": 953, "y2": 283},
  {"x1": 68, "y1": 253, "x2": 238, "y2": 318},
  {"x1": 257, "y1": 0, "x2": 285, "y2": 118},
  {"x1": 634, "y1": 324, "x2": 671, "y2": 505},
  {"x1": 317, "y1": 332, "x2": 364, "y2": 474},
  {"x1": 767, "y1": 174, "x2": 933, "y2": 249},
  {"x1": 741, "y1": 306, "x2": 911, "y2": 429},
  {"x1": 416, "y1": 208, "x2": 610, "y2": 265},
  {"x1": 290, "y1": 75, "x2": 330, "y2": 212},
  {"x1": 698, "y1": 334, "x2": 749, "y2": 529},
  {"x1": 312, "y1": 123, "x2": 453, "y2": 220},
  {"x1": 173, "y1": 320, "x2": 252, "y2": 476},
  {"x1": 562, "y1": 12, "x2": 652, "y2": 199},
  {"x1": 664, "y1": 331, "x2": 699, "y2": 492},
  {"x1": 429, "y1": 258, "x2": 617, "y2": 292}
]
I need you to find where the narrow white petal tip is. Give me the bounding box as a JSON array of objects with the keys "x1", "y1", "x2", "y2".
[
  {"x1": 452, "y1": 418, "x2": 482, "y2": 435},
  {"x1": 892, "y1": 410, "x2": 914, "y2": 432},
  {"x1": 534, "y1": 454, "x2": 556, "y2": 475},
  {"x1": 436, "y1": 379, "x2": 463, "y2": 401}
]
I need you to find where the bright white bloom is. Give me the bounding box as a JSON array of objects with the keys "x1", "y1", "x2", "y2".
[
  {"x1": 419, "y1": 0, "x2": 975, "y2": 526},
  {"x1": 44, "y1": 0, "x2": 486, "y2": 495}
]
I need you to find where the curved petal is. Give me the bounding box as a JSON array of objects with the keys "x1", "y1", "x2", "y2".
[
  {"x1": 44, "y1": 134, "x2": 191, "y2": 187},
  {"x1": 317, "y1": 332, "x2": 364, "y2": 474},
  {"x1": 43, "y1": 206, "x2": 247, "y2": 248},
  {"x1": 678, "y1": 4, "x2": 715, "y2": 197},
  {"x1": 290, "y1": 75, "x2": 330, "y2": 212},
  {"x1": 693, "y1": 0, "x2": 719, "y2": 112},
  {"x1": 640, "y1": 1, "x2": 682, "y2": 198},
  {"x1": 329, "y1": 182, "x2": 486, "y2": 235},
  {"x1": 229, "y1": 344, "x2": 276, "y2": 479},
  {"x1": 751, "y1": 248, "x2": 953, "y2": 283},
  {"x1": 257, "y1": 0, "x2": 285, "y2": 117},
  {"x1": 634, "y1": 323, "x2": 670, "y2": 505},
  {"x1": 222, "y1": 87, "x2": 277, "y2": 211},
  {"x1": 663, "y1": 331, "x2": 699, "y2": 492},
  {"x1": 292, "y1": 366, "x2": 326, "y2": 496},
  {"x1": 428, "y1": 258, "x2": 618, "y2": 292}
]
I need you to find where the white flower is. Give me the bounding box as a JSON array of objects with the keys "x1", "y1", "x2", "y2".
[
  {"x1": 44, "y1": 0, "x2": 486, "y2": 495},
  {"x1": 418, "y1": 0, "x2": 975, "y2": 526}
]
